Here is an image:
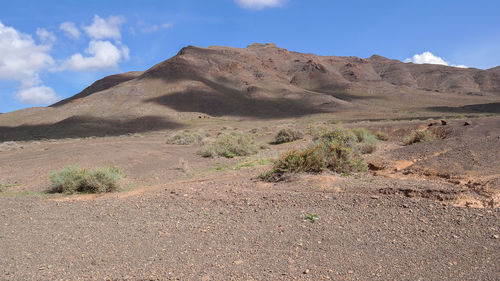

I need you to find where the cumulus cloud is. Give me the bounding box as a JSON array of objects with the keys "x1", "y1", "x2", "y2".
[
  {"x1": 60, "y1": 14, "x2": 130, "y2": 71},
  {"x1": 405, "y1": 51, "x2": 467, "y2": 68},
  {"x1": 0, "y1": 21, "x2": 59, "y2": 104},
  {"x1": 36, "y1": 28, "x2": 56, "y2": 44},
  {"x1": 83, "y1": 15, "x2": 125, "y2": 40},
  {"x1": 61, "y1": 40, "x2": 128, "y2": 71},
  {"x1": 235, "y1": 0, "x2": 287, "y2": 9},
  {"x1": 15, "y1": 85, "x2": 59, "y2": 104},
  {"x1": 0, "y1": 22, "x2": 54, "y2": 81},
  {"x1": 60, "y1": 21, "x2": 80, "y2": 39}
]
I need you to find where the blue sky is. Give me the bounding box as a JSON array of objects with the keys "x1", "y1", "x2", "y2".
[{"x1": 1, "y1": 0, "x2": 499, "y2": 113}]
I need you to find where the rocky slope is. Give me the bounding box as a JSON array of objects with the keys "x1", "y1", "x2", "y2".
[{"x1": 1, "y1": 43, "x2": 499, "y2": 140}]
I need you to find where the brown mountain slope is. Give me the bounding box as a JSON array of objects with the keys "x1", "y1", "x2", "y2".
[{"x1": 1, "y1": 43, "x2": 499, "y2": 140}]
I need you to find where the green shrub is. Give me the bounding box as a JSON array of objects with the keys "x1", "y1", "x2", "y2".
[
  {"x1": 261, "y1": 128, "x2": 365, "y2": 182},
  {"x1": 375, "y1": 131, "x2": 389, "y2": 141},
  {"x1": 404, "y1": 130, "x2": 439, "y2": 145},
  {"x1": 351, "y1": 128, "x2": 373, "y2": 142},
  {"x1": 272, "y1": 128, "x2": 303, "y2": 144},
  {"x1": 199, "y1": 132, "x2": 258, "y2": 158},
  {"x1": 166, "y1": 131, "x2": 204, "y2": 145},
  {"x1": 359, "y1": 138, "x2": 378, "y2": 154},
  {"x1": 351, "y1": 128, "x2": 378, "y2": 154},
  {"x1": 50, "y1": 166, "x2": 124, "y2": 194}
]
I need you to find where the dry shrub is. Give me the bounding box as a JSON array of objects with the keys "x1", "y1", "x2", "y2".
[
  {"x1": 375, "y1": 131, "x2": 389, "y2": 141},
  {"x1": 351, "y1": 128, "x2": 378, "y2": 154},
  {"x1": 261, "y1": 128, "x2": 365, "y2": 182},
  {"x1": 166, "y1": 131, "x2": 205, "y2": 145},
  {"x1": 50, "y1": 166, "x2": 124, "y2": 194},
  {"x1": 272, "y1": 128, "x2": 303, "y2": 144},
  {"x1": 199, "y1": 132, "x2": 258, "y2": 158},
  {"x1": 404, "y1": 130, "x2": 439, "y2": 145}
]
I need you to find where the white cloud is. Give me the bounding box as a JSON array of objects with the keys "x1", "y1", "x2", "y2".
[
  {"x1": 59, "y1": 21, "x2": 80, "y2": 39},
  {"x1": 235, "y1": 0, "x2": 287, "y2": 9},
  {"x1": 0, "y1": 21, "x2": 54, "y2": 81},
  {"x1": 61, "y1": 40, "x2": 128, "y2": 71},
  {"x1": 0, "y1": 21, "x2": 59, "y2": 104},
  {"x1": 15, "y1": 85, "x2": 59, "y2": 104},
  {"x1": 83, "y1": 15, "x2": 125, "y2": 40},
  {"x1": 405, "y1": 51, "x2": 467, "y2": 68},
  {"x1": 36, "y1": 28, "x2": 56, "y2": 44}
]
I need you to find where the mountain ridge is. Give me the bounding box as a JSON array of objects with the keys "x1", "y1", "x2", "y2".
[{"x1": 1, "y1": 43, "x2": 499, "y2": 140}]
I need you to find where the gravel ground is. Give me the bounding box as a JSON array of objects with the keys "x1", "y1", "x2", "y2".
[{"x1": 1, "y1": 171, "x2": 499, "y2": 280}]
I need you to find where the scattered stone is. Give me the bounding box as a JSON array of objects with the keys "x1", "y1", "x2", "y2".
[
  {"x1": 492, "y1": 234, "x2": 499, "y2": 239},
  {"x1": 303, "y1": 269, "x2": 310, "y2": 274},
  {"x1": 441, "y1": 120, "x2": 447, "y2": 125},
  {"x1": 464, "y1": 122, "x2": 470, "y2": 126}
]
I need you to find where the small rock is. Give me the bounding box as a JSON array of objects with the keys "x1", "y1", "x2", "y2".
[
  {"x1": 441, "y1": 120, "x2": 447, "y2": 125},
  {"x1": 303, "y1": 269, "x2": 310, "y2": 274},
  {"x1": 233, "y1": 260, "x2": 244, "y2": 265},
  {"x1": 492, "y1": 234, "x2": 499, "y2": 239},
  {"x1": 464, "y1": 122, "x2": 470, "y2": 126}
]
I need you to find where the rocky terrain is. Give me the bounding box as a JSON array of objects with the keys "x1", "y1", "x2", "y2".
[
  {"x1": 1, "y1": 43, "x2": 499, "y2": 141},
  {"x1": 0, "y1": 44, "x2": 499, "y2": 280}
]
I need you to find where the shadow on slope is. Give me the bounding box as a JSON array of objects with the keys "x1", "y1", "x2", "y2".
[
  {"x1": 51, "y1": 72, "x2": 142, "y2": 107},
  {"x1": 147, "y1": 89, "x2": 331, "y2": 118},
  {"x1": 426, "y1": 102, "x2": 500, "y2": 114},
  {"x1": 0, "y1": 116, "x2": 183, "y2": 142},
  {"x1": 145, "y1": 73, "x2": 333, "y2": 118}
]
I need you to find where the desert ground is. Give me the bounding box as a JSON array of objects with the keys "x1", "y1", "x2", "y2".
[{"x1": 1, "y1": 113, "x2": 499, "y2": 280}]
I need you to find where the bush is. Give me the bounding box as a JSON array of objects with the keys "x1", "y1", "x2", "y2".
[
  {"x1": 359, "y1": 138, "x2": 378, "y2": 154},
  {"x1": 351, "y1": 128, "x2": 378, "y2": 154},
  {"x1": 272, "y1": 128, "x2": 303, "y2": 144},
  {"x1": 199, "y1": 132, "x2": 258, "y2": 158},
  {"x1": 375, "y1": 131, "x2": 389, "y2": 141},
  {"x1": 351, "y1": 128, "x2": 373, "y2": 142},
  {"x1": 50, "y1": 166, "x2": 124, "y2": 194},
  {"x1": 166, "y1": 131, "x2": 204, "y2": 145},
  {"x1": 261, "y1": 128, "x2": 366, "y2": 182},
  {"x1": 404, "y1": 130, "x2": 439, "y2": 145}
]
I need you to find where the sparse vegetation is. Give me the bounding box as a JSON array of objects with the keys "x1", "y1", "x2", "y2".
[
  {"x1": 166, "y1": 130, "x2": 205, "y2": 145},
  {"x1": 351, "y1": 128, "x2": 378, "y2": 154},
  {"x1": 375, "y1": 131, "x2": 389, "y2": 141},
  {"x1": 199, "y1": 132, "x2": 258, "y2": 158},
  {"x1": 404, "y1": 130, "x2": 440, "y2": 145},
  {"x1": 351, "y1": 128, "x2": 373, "y2": 142},
  {"x1": 50, "y1": 166, "x2": 124, "y2": 194},
  {"x1": 260, "y1": 127, "x2": 366, "y2": 182},
  {"x1": 176, "y1": 158, "x2": 190, "y2": 173},
  {"x1": 272, "y1": 128, "x2": 303, "y2": 144},
  {"x1": 0, "y1": 182, "x2": 19, "y2": 193},
  {"x1": 304, "y1": 213, "x2": 319, "y2": 223}
]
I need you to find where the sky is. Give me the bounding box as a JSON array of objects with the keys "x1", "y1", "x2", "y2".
[{"x1": 1, "y1": 0, "x2": 499, "y2": 113}]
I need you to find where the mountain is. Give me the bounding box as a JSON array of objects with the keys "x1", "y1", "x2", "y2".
[{"x1": 1, "y1": 43, "x2": 499, "y2": 140}]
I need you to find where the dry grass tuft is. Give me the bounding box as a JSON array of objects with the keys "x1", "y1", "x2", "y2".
[{"x1": 50, "y1": 166, "x2": 124, "y2": 194}]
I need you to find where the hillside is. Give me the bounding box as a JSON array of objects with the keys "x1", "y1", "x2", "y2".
[{"x1": 1, "y1": 43, "x2": 499, "y2": 140}]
